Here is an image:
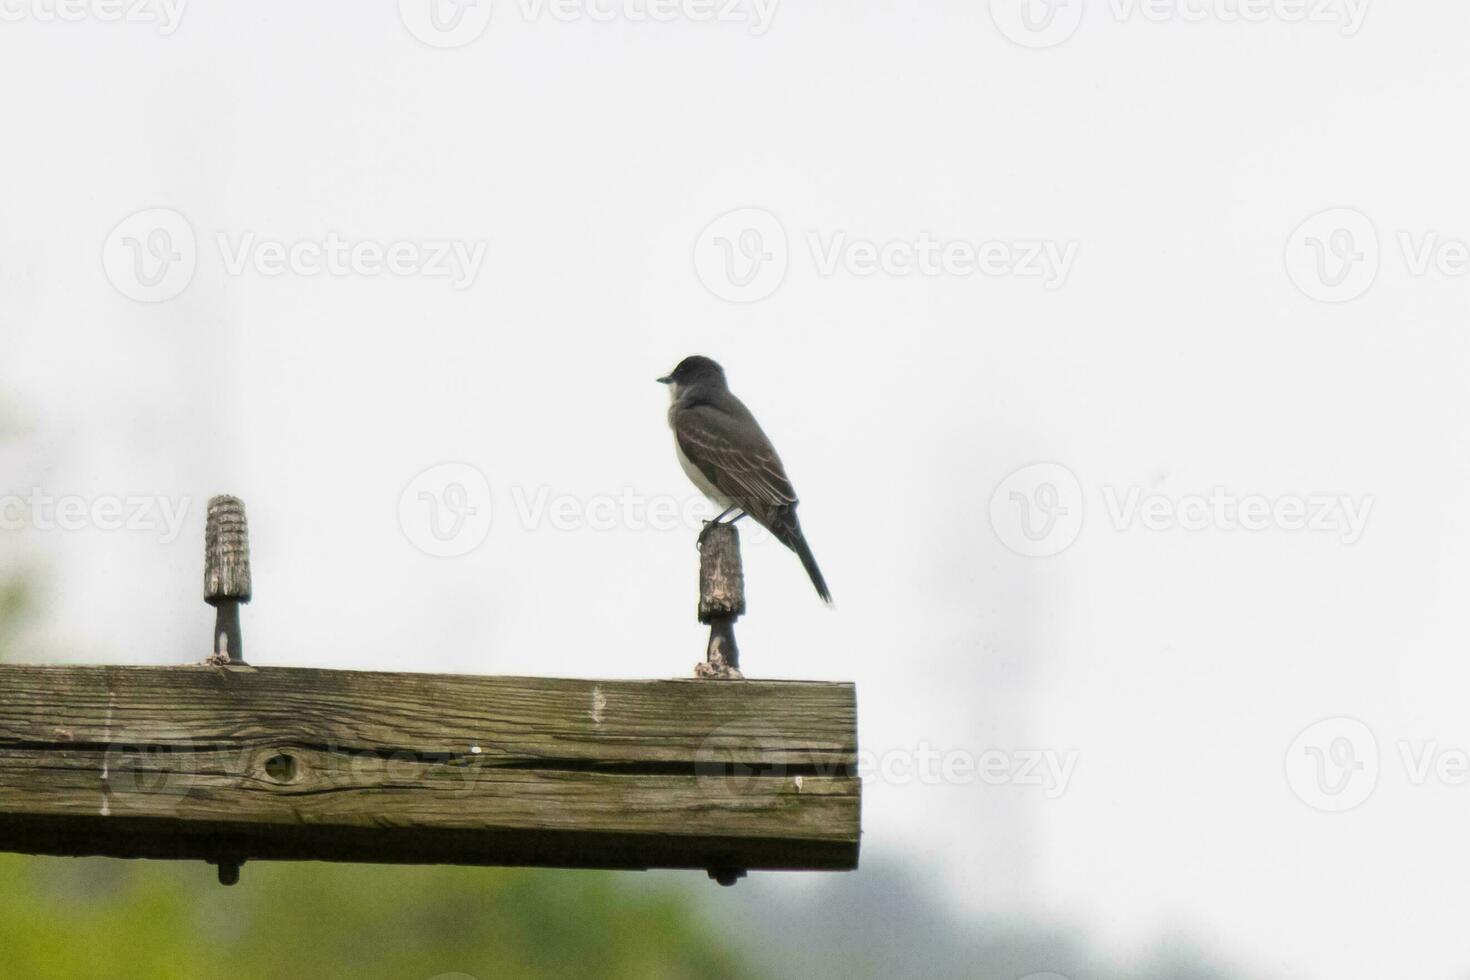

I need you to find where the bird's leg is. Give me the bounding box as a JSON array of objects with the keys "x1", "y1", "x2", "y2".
[
  {"x1": 700, "y1": 508, "x2": 744, "y2": 547},
  {"x1": 700, "y1": 508, "x2": 746, "y2": 547}
]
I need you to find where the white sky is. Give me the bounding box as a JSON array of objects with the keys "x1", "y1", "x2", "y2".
[{"x1": 3, "y1": 2, "x2": 1470, "y2": 977}]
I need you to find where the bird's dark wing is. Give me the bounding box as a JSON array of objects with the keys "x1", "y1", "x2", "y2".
[
  {"x1": 673, "y1": 403, "x2": 797, "y2": 514},
  {"x1": 674, "y1": 399, "x2": 831, "y2": 604}
]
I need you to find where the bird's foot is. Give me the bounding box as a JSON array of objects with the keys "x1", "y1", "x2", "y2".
[{"x1": 699, "y1": 511, "x2": 747, "y2": 548}]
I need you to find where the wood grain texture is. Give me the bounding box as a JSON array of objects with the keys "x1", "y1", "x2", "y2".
[
  {"x1": 203, "y1": 496, "x2": 251, "y2": 603},
  {"x1": 0, "y1": 665, "x2": 859, "y2": 873},
  {"x1": 697, "y1": 523, "x2": 745, "y2": 621}
]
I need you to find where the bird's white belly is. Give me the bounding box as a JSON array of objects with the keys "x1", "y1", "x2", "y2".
[{"x1": 675, "y1": 439, "x2": 735, "y2": 510}]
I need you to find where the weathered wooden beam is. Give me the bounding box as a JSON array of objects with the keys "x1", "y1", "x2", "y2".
[{"x1": 0, "y1": 665, "x2": 859, "y2": 878}]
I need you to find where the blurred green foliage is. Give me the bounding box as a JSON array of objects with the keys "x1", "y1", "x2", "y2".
[{"x1": 0, "y1": 856, "x2": 749, "y2": 980}]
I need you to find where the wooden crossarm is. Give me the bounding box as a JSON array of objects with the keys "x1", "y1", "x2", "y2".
[{"x1": 0, "y1": 665, "x2": 860, "y2": 879}]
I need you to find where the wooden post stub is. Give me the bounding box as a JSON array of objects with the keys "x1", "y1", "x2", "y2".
[
  {"x1": 204, "y1": 495, "x2": 251, "y2": 666},
  {"x1": 696, "y1": 523, "x2": 744, "y2": 681}
]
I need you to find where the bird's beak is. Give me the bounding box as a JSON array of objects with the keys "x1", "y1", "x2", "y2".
[{"x1": 656, "y1": 376, "x2": 672, "y2": 385}]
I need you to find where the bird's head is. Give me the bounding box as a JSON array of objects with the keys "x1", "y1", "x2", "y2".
[{"x1": 657, "y1": 355, "x2": 726, "y2": 395}]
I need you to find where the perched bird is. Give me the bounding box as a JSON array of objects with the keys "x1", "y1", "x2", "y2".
[{"x1": 659, "y1": 355, "x2": 831, "y2": 605}]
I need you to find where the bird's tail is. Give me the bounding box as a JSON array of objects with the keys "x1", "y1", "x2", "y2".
[{"x1": 771, "y1": 507, "x2": 832, "y2": 606}]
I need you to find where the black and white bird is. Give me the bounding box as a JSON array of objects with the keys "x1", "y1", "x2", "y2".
[{"x1": 658, "y1": 355, "x2": 831, "y2": 605}]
